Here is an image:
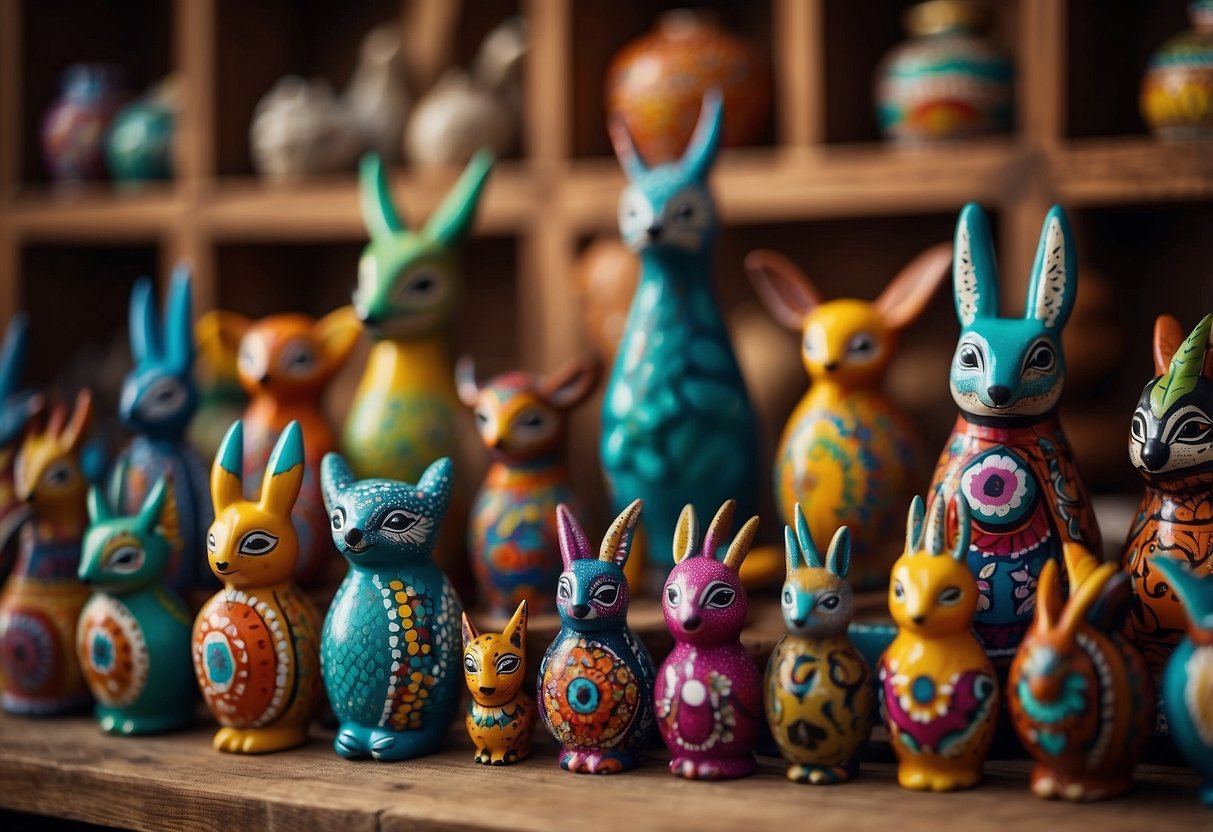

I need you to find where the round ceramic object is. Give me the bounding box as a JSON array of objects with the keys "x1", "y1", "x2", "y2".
[
  {"x1": 41, "y1": 63, "x2": 129, "y2": 183},
  {"x1": 1141, "y1": 1, "x2": 1213, "y2": 140},
  {"x1": 106, "y1": 82, "x2": 176, "y2": 184}
]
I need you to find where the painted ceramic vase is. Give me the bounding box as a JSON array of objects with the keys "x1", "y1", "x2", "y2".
[
  {"x1": 1123, "y1": 313, "x2": 1213, "y2": 681},
  {"x1": 320, "y1": 454, "x2": 463, "y2": 761},
  {"x1": 746, "y1": 244, "x2": 951, "y2": 591},
  {"x1": 539, "y1": 502, "x2": 655, "y2": 774},
  {"x1": 0, "y1": 392, "x2": 94, "y2": 715},
  {"x1": 1151, "y1": 557, "x2": 1213, "y2": 808},
  {"x1": 0, "y1": 313, "x2": 37, "y2": 581},
  {"x1": 457, "y1": 355, "x2": 598, "y2": 615},
  {"x1": 603, "y1": 91, "x2": 760, "y2": 573},
  {"x1": 250, "y1": 75, "x2": 362, "y2": 180},
  {"x1": 77, "y1": 476, "x2": 195, "y2": 735},
  {"x1": 929, "y1": 203, "x2": 1100, "y2": 668},
  {"x1": 345, "y1": 24, "x2": 410, "y2": 164},
  {"x1": 1141, "y1": 1, "x2": 1213, "y2": 140},
  {"x1": 462, "y1": 601, "x2": 535, "y2": 764},
  {"x1": 875, "y1": 0, "x2": 1013, "y2": 144},
  {"x1": 879, "y1": 496, "x2": 999, "y2": 791},
  {"x1": 105, "y1": 78, "x2": 176, "y2": 184},
  {"x1": 765, "y1": 506, "x2": 873, "y2": 784},
  {"x1": 41, "y1": 63, "x2": 129, "y2": 183},
  {"x1": 1008, "y1": 543, "x2": 1154, "y2": 801},
  {"x1": 194, "y1": 421, "x2": 321, "y2": 754},
  {"x1": 606, "y1": 10, "x2": 771, "y2": 165}
]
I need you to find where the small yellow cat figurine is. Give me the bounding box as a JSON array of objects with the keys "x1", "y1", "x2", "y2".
[{"x1": 461, "y1": 600, "x2": 535, "y2": 765}]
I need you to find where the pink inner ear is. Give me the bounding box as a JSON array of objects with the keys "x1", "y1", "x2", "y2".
[{"x1": 556, "y1": 506, "x2": 590, "y2": 568}]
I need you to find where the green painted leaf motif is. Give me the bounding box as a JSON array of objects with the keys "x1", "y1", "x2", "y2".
[{"x1": 1151, "y1": 314, "x2": 1213, "y2": 417}]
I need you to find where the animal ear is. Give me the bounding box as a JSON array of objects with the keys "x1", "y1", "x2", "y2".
[
  {"x1": 61, "y1": 389, "x2": 93, "y2": 453},
  {"x1": 454, "y1": 356, "x2": 480, "y2": 408},
  {"x1": 1061, "y1": 541, "x2": 1100, "y2": 589},
  {"x1": 423, "y1": 147, "x2": 494, "y2": 248},
  {"x1": 197, "y1": 311, "x2": 251, "y2": 360},
  {"x1": 1025, "y1": 205, "x2": 1076, "y2": 331},
  {"x1": 1086, "y1": 571, "x2": 1133, "y2": 632},
  {"x1": 504, "y1": 599, "x2": 527, "y2": 649},
  {"x1": 211, "y1": 420, "x2": 245, "y2": 513},
  {"x1": 680, "y1": 87, "x2": 724, "y2": 183},
  {"x1": 165, "y1": 264, "x2": 195, "y2": 372},
  {"x1": 783, "y1": 526, "x2": 801, "y2": 574},
  {"x1": 824, "y1": 526, "x2": 852, "y2": 578},
  {"x1": 874, "y1": 242, "x2": 953, "y2": 331},
  {"x1": 744, "y1": 250, "x2": 822, "y2": 331},
  {"x1": 541, "y1": 355, "x2": 600, "y2": 410},
  {"x1": 702, "y1": 499, "x2": 737, "y2": 560},
  {"x1": 1059, "y1": 562, "x2": 1120, "y2": 637},
  {"x1": 949, "y1": 497, "x2": 971, "y2": 562},
  {"x1": 556, "y1": 503, "x2": 592, "y2": 569},
  {"x1": 1035, "y1": 558, "x2": 1064, "y2": 631},
  {"x1": 923, "y1": 492, "x2": 948, "y2": 556},
  {"x1": 1153, "y1": 314, "x2": 1186, "y2": 377},
  {"x1": 359, "y1": 153, "x2": 406, "y2": 240},
  {"x1": 672, "y1": 504, "x2": 698, "y2": 564},
  {"x1": 416, "y1": 457, "x2": 454, "y2": 517},
  {"x1": 599, "y1": 498, "x2": 642, "y2": 567},
  {"x1": 320, "y1": 452, "x2": 356, "y2": 508},
  {"x1": 953, "y1": 202, "x2": 1000, "y2": 326},
  {"x1": 906, "y1": 495, "x2": 926, "y2": 553},
  {"x1": 1152, "y1": 314, "x2": 1213, "y2": 417},
  {"x1": 87, "y1": 485, "x2": 111, "y2": 524},
  {"x1": 314, "y1": 306, "x2": 362, "y2": 369},
  {"x1": 461, "y1": 612, "x2": 478, "y2": 648},
  {"x1": 793, "y1": 502, "x2": 822, "y2": 569},
  {"x1": 128, "y1": 277, "x2": 160, "y2": 365},
  {"x1": 259, "y1": 421, "x2": 305, "y2": 519},
  {"x1": 137, "y1": 475, "x2": 170, "y2": 535},
  {"x1": 608, "y1": 113, "x2": 649, "y2": 180},
  {"x1": 722, "y1": 515, "x2": 759, "y2": 571},
  {"x1": 0, "y1": 311, "x2": 28, "y2": 399}
]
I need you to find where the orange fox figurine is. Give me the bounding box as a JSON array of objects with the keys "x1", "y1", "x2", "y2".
[{"x1": 462, "y1": 600, "x2": 535, "y2": 765}]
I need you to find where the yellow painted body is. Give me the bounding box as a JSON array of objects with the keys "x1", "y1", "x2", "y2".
[{"x1": 462, "y1": 603, "x2": 535, "y2": 765}]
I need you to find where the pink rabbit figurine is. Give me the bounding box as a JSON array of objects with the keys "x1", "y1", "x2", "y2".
[{"x1": 655, "y1": 499, "x2": 762, "y2": 780}]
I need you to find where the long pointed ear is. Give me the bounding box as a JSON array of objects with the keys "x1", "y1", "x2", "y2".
[
  {"x1": 608, "y1": 113, "x2": 649, "y2": 180},
  {"x1": 783, "y1": 526, "x2": 801, "y2": 574},
  {"x1": 1026, "y1": 205, "x2": 1077, "y2": 331},
  {"x1": 423, "y1": 147, "x2": 494, "y2": 248},
  {"x1": 1153, "y1": 314, "x2": 1186, "y2": 377},
  {"x1": 1035, "y1": 558, "x2": 1064, "y2": 631},
  {"x1": 0, "y1": 311, "x2": 28, "y2": 399},
  {"x1": 359, "y1": 153, "x2": 406, "y2": 240},
  {"x1": 680, "y1": 88, "x2": 724, "y2": 183},
  {"x1": 503, "y1": 599, "x2": 527, "y2": 649},
  {"x1": 416, "y1": 457, "x2": 454, "y2": 518},
  {"x1": 62, "y1": 389, "x2": 93, "y2": 453},
  {"x1": 744, "y1": 250, "x2": 821, "y2": 331},
  {"x1": 320, "y1": 452, "x2": 355, "y2": 509},
  {"x1": 824, "y1": 526, "x2": 851, "y2": 578},
  {"x1": 165, "y1": 264, "x2": 195, "y2": 372},
  {"x1": 672, "y1": 504, "x2": 698, "y2": 564},
  {"x1": 556, "y1": 503, "x2": 591, "y2": 568},
  {"x1": 950, "y1": 497, "x2": 971, "y2": 562},
  {"x1": 107, "y1": 457, "x2": 129, "y2": 513},
  {"x1": 722, "y1": 515, "x2": 759, "y2": 571},
  {"x1": 211, "y1": 420, "x2": 245, "y2": 513},
  {"x1": 793, "y1": 503, "x2": 822, "y2": 569},
  {"x1": 954, "y1": 202, "x2": 1000, "y2": 326},
  {"x1": 702, "y1": 499, "x2": 737, "y2": 560},
  {"x1": 87, "y1": 485, "x2": 111, "y2": 524},
  {"x1": 906, "y1": 495, "x2": 926, "y2": 552},
  {"x1": 314, "y1": 306, "x2": 362, "y2": 371},
  {"x1": 197, "y1": 311, "x2": 251, "y2": 362},
  {"x1": 1059, "y1": 562, "x2": 1119, "y2": 637},
  {"x1": 1061, "y1": 541, "x2": 1100, "y2": 589},
  {"x1": 454, "y1": 356, "x2": 480, "y2": 408},
  {"x1": 258, "y1": 421, "x2": 305, "y2": 518},
  {"x1": 874, "y1": 242, "x2": 953, "y2": 331},
  {"x1": 461, "y1": 611, "x2": 478, "y2": 648},
  {"x1": 540, "y1": 355, "x2": 600, "y2": 409},
  {"x1": 128, "y1": 277, "x2": 160, "y2": 366},
  {"x1": 923, "y1": 492, "x2": 947, "y2": 556},
  {"x1": 599, "y1": 498, "x2": 642, "y2": 567},
  {"x1": 1152, "y1": 314, "x2": 1213, "y2": 417},
  {"x1": 136, "y1": 475, "x2": 170, "y2": 536}
]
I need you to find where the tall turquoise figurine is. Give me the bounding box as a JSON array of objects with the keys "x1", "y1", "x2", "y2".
[
  {"x1": 1152, "y1": 557, "x2": 1213, "y2": 808},
  {"x1": 602, "y1": 89, "x2": 759, "y2": 573},
  {"x1": 76, "y1": 475, "x2": 194, "y2": 734},
  {"x1": 319, "y1": 452, "x2": 463, "y2": 761},
  {"x1": 111, "y1": 265, "x2": 213, "y2": 595}
]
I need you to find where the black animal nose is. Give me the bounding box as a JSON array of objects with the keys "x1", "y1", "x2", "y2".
[
  {"x1": 823, "y1": 362, "x2": 838, "y2": 372},
  {"x1": 572, "y1": 604, "x2": 590, "y2": 619},
  {"x1": 257, "y1": 373, "x2": 270, "y2": 385},
  {"x1": 479, "y1": 686, "x2": 496, "y2": 696},
  {"x1": 215, "y1": 561, "x2": 229, "y2": 571},
  {"x1": 345, "y1": 528, "x2": 364, "y2": 547},
  {"x1": 791, "y1": 617, "x2": 806, "y2": 628},
  {"x1": 987, "y1": 385, "x2": 1012, "y2": 406},
  {"x1": 356, "y1": 308, "x2": 379, "y2": 326},
  {"x1": 682, "y1": 615, "x2": 702, "y2": 631},
  {"x1": 646, "y1": 224, "x2": 662, "y2": 240},
  {"x1": 911, "y1": 615, "x2": 926, "y2": 626},
  {"x1": 1142, "y1": 439, "x2": 1170, "y2": 471}
]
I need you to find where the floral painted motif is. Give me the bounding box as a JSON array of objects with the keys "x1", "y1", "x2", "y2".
[
  {"x1": 961, "y1": 454, "x2": 1028, "y2": 519},
  {"x1": 541, "y1": 639, "x2": 642, "y2": 747}
]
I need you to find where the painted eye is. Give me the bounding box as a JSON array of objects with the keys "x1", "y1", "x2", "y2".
[
  {"x1": 1024, "y1": 342, "x2": 1055, "y2": 373},
  {"x1": 1130, "y1": 410, "x2": 1147, "y2": 443},
  {"x1": 106, "y1": 545, "x2": 143, "y2": 574},
  {"x1": 238, "y1": 531, "x2": 278, "y2": 556},
  {"x1": 474, "y1": 407, "x2": 490, "y2": 427},
  {"x1": 238, "y1": 339, "x2": 269, "y2": 381},
  {"x1": 279, "y1": 341, "x2": 317, "y2": 376},
  {"x1": 463, "y1": 655, "x2": 478, "y2": 673},
  {"x1": 958, "y1": 343, "x2": 983, "y2": 370},
  {"x1": 893, "y1": 580, "x2": 905, "y2": 600},
  {"x1": 43, "y1": 461, "x2": 73, "y2": 488},
  {"x1": 137, "y1": 377, "x2": 187, "y2": 421},
  {"x1": 557, "y1": 575, "x2": 572, "y2": 600},
  {"x1": 803, "y1": 327, "x2": 827, "y2": 362},
  {"x1": 206, "y1": 532, "x2": 217, "y2": 552},
  {"x1": 938, "y1": 586, "x2": 963, "y2": 605},
  {"x1": 330, "y1": 507, "x2": 345, "y2": 531},
  {"x1": 819, "y1": 593, "x2": 841, "y2": 611},
  {"x1": 666, "y1": 584, "x2": 682, "y2": 606},
  {"x1": 846, "y1": 333, "x2": 876, "y2": 358},
  {"x1": 781, "y1": 587, "x2": 794, "y2": 607},
  {"x1": 512, "y1": 407, "x2": 555, "y2": 442},
  {"x1": 702, "y1": 581, "x2": 736, "y2": 610},
  {"x1": 495, "y1": 654, "x2": 521, "y2": 675},
  {"x1": 1175, "y1": 418, "x2": 1213, "y2": 443},
  {"x1": 381, "y1": 509, "x2": 418, "y2": 533},
  {"x1": 674, "y1": 202, "x2": 695, "y2": 221},
  {"x1": 405, "y1": 271, "x2": 440, "y2": 298},
  {"x1": 618, "y1": 188, "x2": 653, "y2": 237},
  {"x1": 592, "y1": 582, "x2": 619, "y2": 606}
]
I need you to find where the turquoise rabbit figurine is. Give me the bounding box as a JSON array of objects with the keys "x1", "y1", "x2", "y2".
[
  {"x1": 0, "y1": 312, "x2": 38, "y2": 578},
  {"x1": 77, "y1": 475, "x2": 194, "y2": 734}
]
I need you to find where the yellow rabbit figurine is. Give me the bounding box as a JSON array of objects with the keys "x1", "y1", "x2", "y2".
[
  {"x1": 461, "y1": 600, "x2": 535, "y2": 765},
  {"x1": 878, "y1": 494, "x2": 999, "y2": 791}
]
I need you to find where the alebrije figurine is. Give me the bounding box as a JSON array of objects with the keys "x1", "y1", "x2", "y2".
[
  {"x1": 1151, "y1": 557, "x2": 1213, "y2": 808},
  {"x1": 190, "y1": 310, "x2": 247, "y2": 460},
  {"x1": 111, "y1": 265, "x2": 213, "y2": 595},
  {"x1": 0, "y1": 313, "x2": 38, "y2": 571},
  {"x1": 1123, "y1": 313, "x2": 1213, "y2": 679},
  {"x1": 656, "y1": 500, "x2": 761, "y2": 780},
  {"x1": 319, "y1": 453, "x2": 462, "y2": 761},
  {"x1": 462, "y1": 600, "x2": 535, "y2": 764},
  {"x1": 765, "y1": 505, "x2": 873, "y2": 784},
  {"x1": 929, "y1": 203, "x2": 1100, "y2": 666},
  {"x1": 193, "y1": 420, "x2": 321, "y2": 753},
  {"x1": 745, "y1": 243, "x2": 951, "y2": 590},
  {"x1": 602, "y1": 89, "x2": 760, "y2": 573},
  {"x1": 198, "y1": 307, "x2": 361, "y2": 585},
  {"x1": 1008, "y1": 542, "x2": 1154, "y2": 802},
  {"x1": 879, "y1": 495, "x2": 999, "y2": 792},
  {"x1": 77, "y1": 475, "x2": 195, "y2": 734},
  {"x1": 539, "y1": 501, "x2": 655, "y2": 773},
  {"x1": 456, "y1": 354, "x2": 599, "y2": 615},
  {"x1": 0, "y1": 390, "x2": 93, "y2": 714}
]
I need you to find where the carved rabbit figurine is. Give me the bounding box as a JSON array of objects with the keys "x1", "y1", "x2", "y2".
[
  {"x1": 656, "y1": 500, "x2": 761, "y2": 780},
  {"x1": 462, "y1": 600, "x2": 535, "y2": 765},
  {"x1": 193, "y1": 421, "x2": 321, "y2": 753},
  {"x1": 745, "y1": 244, "x2": 951, "y2": 590},
  {"x1": 879, "y1": 495, "x2": 999, "y2": 791},
  {"x1": 930, "y1": 203, "x2": 1100, "y2": 666},
  {"x1": 77, "y1": 475, "x2": 194, "y2": 734},
  {"x1": 539, "y1": 501, "x2": 655, "y2": 773},
  {"x1": 0, "y1": 313, "x2": 38, "y2": 575},
  {"x1": 0, "y1": 391, "x2": 94, "y2": 714},
  {"x1": 456, "y1": 355, "x2": 599, "y2": 615},
  {"x1": 765, "y1": 505, "x2": 873, "y2": 784},
  {"x1": 602, "y1": 89, "x2": 760, "y2": 572},
  {"x1": 1008, "y1": 542, "x2": 1154, "y2": 801}
]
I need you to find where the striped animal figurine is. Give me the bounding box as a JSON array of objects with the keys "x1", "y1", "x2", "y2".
[
  {"x1": 320, "y1": 453, "x2": 462, "y2": 761},
  {"x1": 765, "y1": 505, "x2": 873, "y2": 784},
  {"x1": 929, "y1": 203, "x2": 1100, "y2": 666},
  {"x1": 456, "y1": 355, "x2": 599, "y2": 615},
  {"x1": 0, "y1": 313, "x2": 37, "y2": 577},
  {"x1": 0, "y1": 391, "x2": 93, "y2": 714},
  {"x1": 745, "y1": 244, "x2": 951, "y2": 590},
  {"x1": 462, "y1": 601, "x2": 535, "y2": 765},
  {"x1": 194, "y1": 421, "x2": 321, "y2": 753},
  {"x1": 879, "y1": 495, "x2": 999, "y2": 792},
  {"x1": 602, "y1": 89, "x2": 760, "y2": 571},
  {"x1": 77, "y1": 475, "x2": 194, "y2": 734},
  {"x1": 539, "y1": 501, "x2": 656, "y2": 774}
]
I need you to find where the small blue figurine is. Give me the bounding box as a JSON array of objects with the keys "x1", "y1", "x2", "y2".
[
  {"x1": 319, "y1": 453, "x2": 463, "y2": 761},
  {"x1": 601, "y1": 90, "x2": 760, "y2": 572}
]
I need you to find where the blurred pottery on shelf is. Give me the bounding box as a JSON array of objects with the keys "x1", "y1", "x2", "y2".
[
  {"x1": 574, "y1": 238, "x2": 639, "y2": 363},
  {"x1": 345, "y1": 24, "x2": 410, "y2": 164},
  {"x1": 1141, "y1": 0, "x2": 1213, "y2": 140},
  {"x1": 250, "y1": 76, "x2": 362, "y2": 180},
  {"x1": 42, "y1": 63, "x2": 130, "y2": 184},
  {"x1": 105, "y1": 77, "x2": 177, "y2": 185}
]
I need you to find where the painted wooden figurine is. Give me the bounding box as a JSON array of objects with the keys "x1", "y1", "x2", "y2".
[
  {"x1": 765, "y1": 505, "x2": 873, "y2": 784},
  {"x1": 0, "y1": 391, "x2": 93, "y2": 714},
  {"x1": 193, "y1": 421, "x2": 321, "y2": 753},
  {"x1": 656, "y1": 500, "x2": 761, "y2": 780},
  {"x1": 1151, "y1": 557, "x2": 1213, "y2": 808},
  {"x1": 1123, "y1": 313, "x2": 1213, "y2": 679},
  {"x1": 539, "y1": 501, "x2": 655, "y2": 773},
  {"x1": 199, "y1": 307, "x2": 361, "y2": 585},
  {"x1": 319, "y1": 453, "x2": 463, "y2": 761},
  {"x1": 1008, "y1": 542, "x2": 1154, "y2": 801},
  {"x1": 602, "y1": 90, "x2": 760, "y2": 571},
  {"x1": 77, "y1": 475, "x2": 195, "y2": 734},
  {"x1": 930, "y1": 203, "x2": 1100, "y2": 666},
  {"x1": 0, "y1": 313, "x2": 38, "y2": 574},
  {"x1": 879, "y1": 495, "x2": 999, "y2": 791},
  {"x1": 111, "y1": 266, "x2": 213, "y2": 595},
  {"x1": 456, "y1": 355, "x2": 599, "y2": 615},
  {"x1": 745, "y1": 244, "x2": 951, "y2": 590},
  {"x1": 462, "y1": 600, "x2": 535, "y2": 764}
]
